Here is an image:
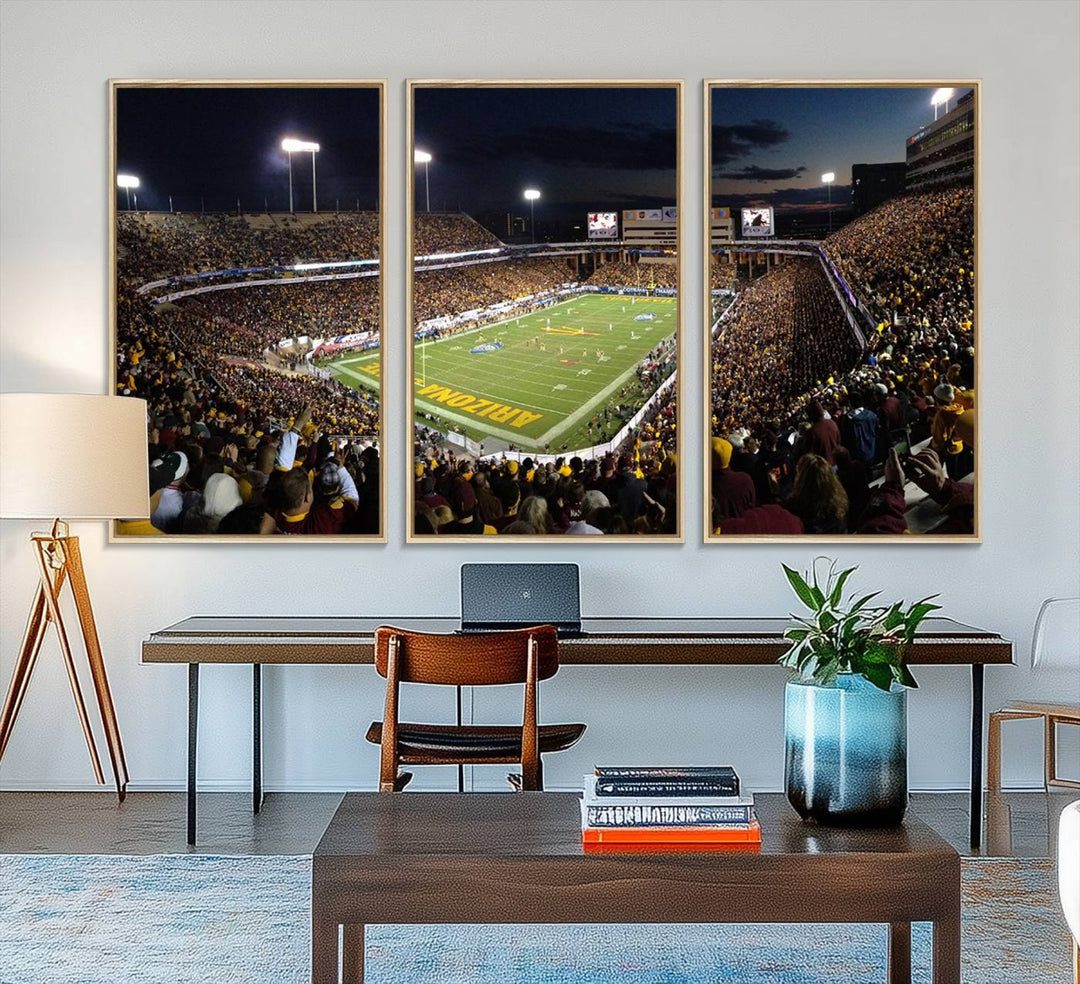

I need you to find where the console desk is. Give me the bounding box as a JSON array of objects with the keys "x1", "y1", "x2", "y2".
[{"x1": 141, "y1": 616, "x2": 1012, "y2": 846}]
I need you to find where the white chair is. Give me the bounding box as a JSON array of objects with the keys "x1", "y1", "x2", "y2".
[
  {"x1": 988, "y1": 598, "x2": 1080, "y2": 791},
  {"x1": 1059, "y1": 799, "x2": 1080, "y2": 983}
]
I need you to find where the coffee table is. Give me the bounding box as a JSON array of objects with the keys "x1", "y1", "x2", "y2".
[{"x1": 311, "y1": 792, "x2": 960, "y2": 984}]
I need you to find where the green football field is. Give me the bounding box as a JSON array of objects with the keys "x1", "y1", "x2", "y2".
[{"x1": 325, "y1": 293, "x2": 677, "y2": 451}]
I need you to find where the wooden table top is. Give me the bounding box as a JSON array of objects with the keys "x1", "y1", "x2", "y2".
[
  {"x1": 314, "y1": 791, "x2": 956, "y2": 862},
  {"x1": 142, "y1": 616, "x2": 1013, "y2": 666}
]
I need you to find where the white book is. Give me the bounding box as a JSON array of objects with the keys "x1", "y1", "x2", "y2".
[{"x1": 581, "y1": 775, "x2": 754, "y2": 809}]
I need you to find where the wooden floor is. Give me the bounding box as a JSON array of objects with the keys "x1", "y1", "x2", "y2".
[{"x1": 0, "y1": 789, "x2": 1073, "y2": 857}]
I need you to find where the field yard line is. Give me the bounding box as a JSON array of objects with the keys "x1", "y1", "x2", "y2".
[
  {"x1": 414, "y1": 364, "x2": 570, "y2": 415},
  {"x1": 335, "y1": 352, "x2": 379, "y2": 368},
  {"x1": 419, "y1": 363, "x2": 618, "y2": 410},
  {"x1": 417, "y1": 388, "x2": 566, "y2": 416},
  {"x1": 331, "y1": 363, "x2": 380, "y2": 391},
  {"x1": 534, "y1": 330, "x2": 676, "y2": 445},
  {"x1": 413, "y1": 399, "x2": 545, "y2": 445}
]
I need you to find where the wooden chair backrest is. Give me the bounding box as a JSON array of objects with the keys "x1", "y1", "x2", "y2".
[{"x1": 374, "y1": 625, "x2": 559, "y2": 686}]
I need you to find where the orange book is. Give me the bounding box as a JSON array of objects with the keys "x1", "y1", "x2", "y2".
[
  {"x1": 583, "y1": 840, "x2": 761, "y2": 854},
  {"x1": 582, "y1": 818, "x2": 761, "y2": 845}
]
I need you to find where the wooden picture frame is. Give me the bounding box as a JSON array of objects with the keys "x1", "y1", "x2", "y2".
[
  {"x1": 703, "y1": 80, "x2": 980, "y2": 543},
  {"x1": 406, "y1": 80, "x2": 684, "y2": 543},
  {"x1": 108, "y1": 79, "x2": 387, "y2": 542}
]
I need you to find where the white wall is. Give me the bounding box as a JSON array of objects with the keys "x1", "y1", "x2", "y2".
[{"x1": 1, "y1": 0, "x2": 1077, "y2": 795}]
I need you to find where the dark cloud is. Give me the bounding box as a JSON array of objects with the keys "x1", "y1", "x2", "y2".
[
  {"x1": 715, "y1": 164, "x2": 807, "y2": 181},
  {"x1": 558, "y1": 193, "x2": 675, "y2": 211},
  {"x1": 711, "y1": 120, "x2": 790, "y2": 166},
  {"x1": 712, "y1": 184, "x2": 852, "y2": 211},
  {"x1": 437, "y1": 124, "x2": 676, "y2": 171}
]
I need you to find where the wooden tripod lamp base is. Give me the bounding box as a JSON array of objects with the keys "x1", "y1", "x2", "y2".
[{"x1": 0, "y1": 519, "x2": 129, "y2": 800}]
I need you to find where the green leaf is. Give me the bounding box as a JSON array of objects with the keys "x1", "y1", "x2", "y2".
[
  {"x1": 862, "y1": 663, "x2": 894, "y2": 692},
  {"x1": 829, "y1": 566, "x2": 856, "y2": 607},
  {"x1": 883, "y1": 604, "x2": 905, "y2": 631},
  {"x1": 895, "y1": 664, "x2": 919, "y2": 689},
  {"x1": 849, "y1": 591, "x2": 881, "y2": 613},
  {"x1": 782, "y1": 564, "x2": 819, "y2": 610}
]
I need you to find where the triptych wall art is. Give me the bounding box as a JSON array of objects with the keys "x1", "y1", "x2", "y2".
[{"x1": 109, "y1": 79, "x2": 978, "y2": 543}]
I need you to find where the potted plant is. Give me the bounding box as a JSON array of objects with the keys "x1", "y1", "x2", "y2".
[{"x1": 779, "y1": 559, "x2": 940, "y2": 826}]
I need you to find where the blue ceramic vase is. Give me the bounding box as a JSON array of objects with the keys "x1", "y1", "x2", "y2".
[{"x1": 784, "y1": 672, "x2": 908, "y2": 826}]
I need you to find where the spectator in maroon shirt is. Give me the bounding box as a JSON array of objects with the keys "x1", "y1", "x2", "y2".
[
  {"x1": 783, "y1": 453, "x2": 848, "y2": 534},
  {"x1": 875, "y1": 383, "x2": 904, "y2": 431},
  {"x1": 715, "y1": 503, "x2": 805, "y2": 535},
  {"x1": 806, "y1": 400, "x2": 841, "y2": 465},
  {"x1": 270, "y1": 463, "x2": 355, "y2": 534},
  {"x1": 711, "y1": 436, "x2": 756, "y2": 521}
]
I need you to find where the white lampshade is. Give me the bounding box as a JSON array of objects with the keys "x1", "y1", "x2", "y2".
[
  {"x1": 1031, "y1": 597, "x2": 1080, "y2": 672},
  {"x1": 0, "y1": 393, "x2": 150, "y2": 519}
]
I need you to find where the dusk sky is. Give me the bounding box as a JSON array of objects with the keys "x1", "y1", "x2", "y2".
[
  {"x1": 413, "y1": 86, "x2": 678, "y2": 218},
  {"x1": 711, "y1": 86, "x2": 973, "y2": 212},
  {"x1": 115, "y1": 87, "x2": 380, "y2": 213}
]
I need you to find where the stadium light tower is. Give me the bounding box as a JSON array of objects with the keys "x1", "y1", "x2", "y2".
[
  {"x1": 822, "y1": 172, "x2": 835, "y2": 235},
  {"x1": 116, "y1": 174, "x2": 139, "y2": 211},
  {"x1": 282, "y1": 138, "x2": 320, "y2": 213},
  {"x1": 931, "y1": 87, "x2": 955, "y2": 121},
  {"x1": 524, "y1": 188, "x2": 541, "y2": 243},
  {"x1": 414, "y1": 149, "x2": 433, "y2": 213}
]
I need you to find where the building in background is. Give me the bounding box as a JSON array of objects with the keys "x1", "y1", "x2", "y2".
[
  {"x1": 851, "y1": 162, "x2": 908, "y2": 216},
  {"x1": 906, "y1": 89, "x2": 976, "y2": 191}
]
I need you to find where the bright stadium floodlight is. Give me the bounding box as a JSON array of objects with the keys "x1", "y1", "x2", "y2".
[
  {"x1": 931, "y1": 87, "x2": 955, "y2": 120},
  {"x1": 281, "y1": 138, "x2": 320, "y2": 213},
  {"x1": 822, "y1": 172, "x2": 836, "y2": 235},
  {"x1": 117, "y1": 174, "x2": 140, "y2": 211},
  {"x1": 414, "y1": 149, "x2": 433, "y2": 212},
  {"x1": 524, "y1": 188, "x2": 541, "y2": 243}
]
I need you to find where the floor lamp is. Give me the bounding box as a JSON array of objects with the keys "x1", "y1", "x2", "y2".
[{"x1": 0, "y1": 393, "x2": 150, "y2": 800}]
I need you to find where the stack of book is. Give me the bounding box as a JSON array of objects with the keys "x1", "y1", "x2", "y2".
[{"x1": 581, "y1": 766, "x2": 760, "y2": 848}]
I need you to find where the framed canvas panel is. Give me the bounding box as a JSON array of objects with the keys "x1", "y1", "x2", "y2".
[
  {"x1": 109, "y1": 80, "x2": 386, "y2": 541},
  {"x1": 407, "y1": 80, "x2": 683, "y2": 542},
  {"x1": 704, "y1": 81, "x2": 979, "y2": 542}
]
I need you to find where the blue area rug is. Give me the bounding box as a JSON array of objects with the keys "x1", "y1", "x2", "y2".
[{"x1": 0, "y1": 854, "x2": 1070, "y2": 983}]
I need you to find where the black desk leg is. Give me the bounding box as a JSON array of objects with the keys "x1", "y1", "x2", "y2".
[
  {"x1": 456, "y1": 685, "x2": 464, "y2": 793},
  {"x1": 969, "y1": 663, "x2": 984, "y2": 848},
  {"x1": 253, "y1": 664, "x2": 263, "y2": 814},
  {"x1": 187, "y1": 663, "x2": 199, "y2": 847}
]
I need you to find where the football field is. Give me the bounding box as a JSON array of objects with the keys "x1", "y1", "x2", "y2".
[{"x1": 327, "y1": 293, "x2": 677, "y2": 451}]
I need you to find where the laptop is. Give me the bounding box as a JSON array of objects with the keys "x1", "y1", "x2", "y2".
[{"x1": 460, "y1": 563, "x2": 582, "y2": 637}]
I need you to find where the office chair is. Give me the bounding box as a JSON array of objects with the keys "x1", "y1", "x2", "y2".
[{"x1": 366, "y1": 625, "x2": 586, "y2": 792}]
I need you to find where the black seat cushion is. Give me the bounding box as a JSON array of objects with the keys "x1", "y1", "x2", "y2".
[{"x1": 365, "y1": 721, "x2": 586, "y2": 760}]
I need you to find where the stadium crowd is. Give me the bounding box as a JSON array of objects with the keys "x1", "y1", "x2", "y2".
[
  {"x1": 177, "y1": 279, "x2": 380, "y2": 345},
  {"x1": 711, "y1": 257, "x2": 860, "y2": 436},
  {"x1": 117, "y1": 211, "x2": 379, "y2": 280},
  {"x1": 413, "y1": 257, "x2": 572, "y2": 328},
  {"x1": 585, "y1": 260, "x2": 677, "y2": 289},
  {"x1": 413, "y1": 213, "x2": 501, "y2": 255},
  {"x1": 115, "y1": 210, "x2": 383, "y2": 535},
  {"x1": 412, "y1": 431, "x2": 678, "y2": 537},
  {"x1": 709, "y1": 185, "x2": 976, "y2": 536}
]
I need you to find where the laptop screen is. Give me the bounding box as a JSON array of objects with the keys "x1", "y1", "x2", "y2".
[{"x1": 460, "y1": 563, "x2": 581, "y2": 630}]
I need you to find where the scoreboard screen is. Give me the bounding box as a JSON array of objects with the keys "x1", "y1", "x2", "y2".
[
  {"x1": 740, "y1": 207, "x2": 774, "y2": 237},
  {"x1": 588, "y1": 212, "x2": 619, "y2": 239}
]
